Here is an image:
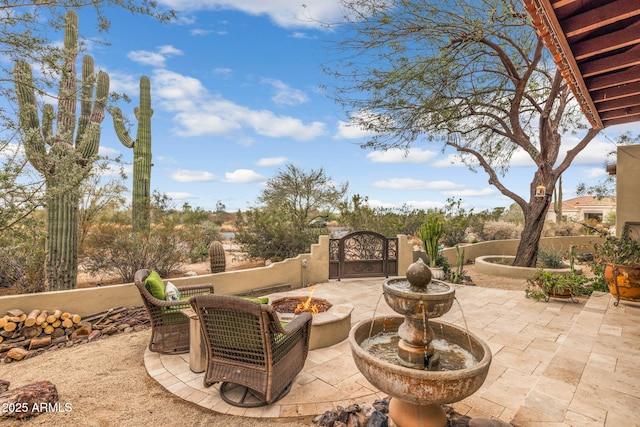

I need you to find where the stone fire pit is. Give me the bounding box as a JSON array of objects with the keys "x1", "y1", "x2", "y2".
[{"x1": 272, "y1": 297, "x2": 353, "y2": 350}]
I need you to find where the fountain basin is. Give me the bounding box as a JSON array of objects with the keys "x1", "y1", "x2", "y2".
[
  {"x1": 349, "y1": 316, "x2": 492, "y2": 405},
  {"x1": 383, "y1": 278, "x2": 455, "y2": 318}
]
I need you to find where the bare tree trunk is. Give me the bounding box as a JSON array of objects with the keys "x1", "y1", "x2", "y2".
[{"x1": 515, "y1": 195, "x2": 551, "y2": 267}]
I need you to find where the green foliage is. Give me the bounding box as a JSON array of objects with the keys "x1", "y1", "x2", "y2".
[
  {"x1": 593, "y1": 226, "x2": 640, "y2": 266},
  {"x1": 525, "y1": 270, "x2": 589, "y2": 300},
  {"x1": 480, "y1": 220, "x2": 522, "y2": 240},
  {"x1": 441, "y1": 198, "x2": 469, "y2": 247},
  {"x1": 0, "y1": 221, "x2": 46, "y2": 293},
  {"x1": 450, "y1": 245, "x2": 466, "y2": 284},
  {"x1": 417, "y1": 215, "x2": 444, "y2": 268},
  {"x1": 338, "y1": 194, "x2": 430, "y2": 236},
  {"x1": 259, "y1": 163, "x2": 348, "y2": 232},
  {"x1": 537, "y1": 247, "x2": 565, "y2": 269},
  {"x1": 234, "y1": 208, "x2": 322, "y2": 261},
  {"x1": 82, "y1": 225, "x2": 187, "y2": 284}
]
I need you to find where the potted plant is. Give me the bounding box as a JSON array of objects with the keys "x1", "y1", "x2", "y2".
[
  {"x1": 526, "y1": 269, "x2": 587, "y2": 302},
  {"x1": 417, "y1": 216, "x2": 445, "y2": 279},
  {"x1": 593, "y1": 225, "x2": 640, "y2": 306}
]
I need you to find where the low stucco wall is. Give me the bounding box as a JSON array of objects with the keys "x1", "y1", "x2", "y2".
[
  {"x1": 0, "y1": 234, "x2": 593, "y2": 316},
  {"x1": 475, "y1": 255, "x2": 582, "y2": 279},
  {"x1": 439, "y1": 235, "x2": 603, "y2": 265}
]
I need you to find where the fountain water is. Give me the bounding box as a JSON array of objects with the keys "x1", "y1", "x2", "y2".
[{"x1": 348, "y1": 258, "x2": 492, "y2": 427}]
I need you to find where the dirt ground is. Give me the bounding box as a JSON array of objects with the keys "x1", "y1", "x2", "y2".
[{"x1": 0, "y1": 262, "x2": 535, "y2": 426}]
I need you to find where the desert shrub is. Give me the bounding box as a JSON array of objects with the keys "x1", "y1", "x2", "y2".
[
  {"x1": 0, "y1": 223, "x2": 46, "y2": 293},
  {"x1": 177, "y1": 221, "x2": 222, "y2": 263},
  {"x1": 235, "y1": 208, "x2": 322, "y2": 261},
  {"x1": 481, "y1": 221, "x2": 522, "y2": 241},
  {"x1": 83, "y1": 224, "x2": 187, "y2": 283},
  {"x1": 0, "y1": 244, "x2": 46, "y2": 293},
  {"x1": 537, "y1": 247, "x2": 565, "y2": 268},
  {"x1": 542, "y1": 221, "x2": 584, "y2": 237}
]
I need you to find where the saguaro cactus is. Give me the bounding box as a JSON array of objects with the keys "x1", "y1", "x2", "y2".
[
  {"x1": 209, "y1": 241, "x2": 226, "y2": 273},
  {"x1": 111, "y1": 76, "x2": 153, "y2": 232},
  {"x1": 14, "y1": 11, "x2": 109, "y2": 291}
]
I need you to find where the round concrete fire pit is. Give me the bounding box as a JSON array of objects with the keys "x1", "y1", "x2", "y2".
[{"x1": 272, "y1": 297, "x2": 353, "y2": 350}]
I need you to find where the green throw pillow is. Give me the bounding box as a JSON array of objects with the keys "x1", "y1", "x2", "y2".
[
  {"x1": 144, "y1": 270, "x2": 165, "y2": 300},
  {"x1": 239, "y1": 296, "x2": 269, "y2": 304}
]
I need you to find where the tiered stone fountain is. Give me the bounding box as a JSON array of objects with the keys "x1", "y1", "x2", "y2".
[{"x1": 349, "y1": 259, "x2": 492, "y2": 427}]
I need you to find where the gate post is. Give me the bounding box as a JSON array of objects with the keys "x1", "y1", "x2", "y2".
[{"x1": 397, "y1": 234, "x2": 414, "y2": 276}]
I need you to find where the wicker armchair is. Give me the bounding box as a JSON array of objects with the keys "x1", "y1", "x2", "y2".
[
  {"x1": 190, "y1": 294, "x2": 312, "y2": 407},
  {"x1": 134, "y1": 269, "x2": 213, "y2": 354}
]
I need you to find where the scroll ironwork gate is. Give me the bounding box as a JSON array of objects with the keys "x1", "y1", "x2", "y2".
[{"x1": 329, "y1": 231, "x2": 398, "y2": 280}]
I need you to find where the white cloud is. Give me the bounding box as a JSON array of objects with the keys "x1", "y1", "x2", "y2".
[
  {"x1": 191, "y1": 28, "x2": 212, "y2": 36},
  {"x1": 98, "y1": 146, "x2": 121, "y2": 157},
  {"x1": 212, "y1": 67, "x2": 233, "y2": 78},
  {"x1": 262, "y1": 78, "x2": 308, "y2": 106},
  {"x1": 152, "y1": 69, "x2": 326, "y2": 140},
  {"x1": 171, "y1": 169, "x2": 216, "y2": 182},
  {"x1": 431, "y1": 154, "x2": 467, "y2": 168},
  {"x1": 0, "y1": 143, "x2": 23, "y2": 158},
  {"x1": 373, "y1": 178, "x2": 466, "y2": 191},
  {"x1": 256, "y1": 157, "x2": 287, "y2": 166},
  {"x1": 127, "y1": 50, "x2": 166, "y2": 67},
  {"x1": 105, "y1": 70, "x2": 139, "y2": 95},
  {"x1": 157, "y1": 0, "x2": 343, "y2": 29},
  {"x1": 583, "y1": 167, "x2": 608, "y2": 179},
  {"x1": 445, "y1": 188, "x2": 496, "y2": 197},
  {"x1": 334, "y1": 119, "x2": 374, "y2": 139},
  {"x1": 223, "y1": 169, "x2": 266, "y2": 183},
  {"x1": 127, "y1": 45, "x2": 183, "y2": 67},
  {"x1": 166, "y1": 192, "x2": 198, "y2": 200},
  {"x1": 367, "y1": 148, "x2": 437, "y2": 164}
]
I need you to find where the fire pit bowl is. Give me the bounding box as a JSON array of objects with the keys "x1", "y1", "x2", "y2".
[{"x1": 272, "y1": 296, "x2": 353, "y2": 350}]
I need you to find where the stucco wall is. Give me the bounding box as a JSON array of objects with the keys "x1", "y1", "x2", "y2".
[
  {"x1": 616, "y1": 145, "x2": 640, "y2": 236},
  {"x1": 0, "y1": 234, "x2": 596, "y2": 316}
]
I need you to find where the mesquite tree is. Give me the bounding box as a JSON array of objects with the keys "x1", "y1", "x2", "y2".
[
  {"x1": 14, "y1": 11, "x2": 109, "y2": 291},
  {"x1": 111, "y1": 76, "x2": 153, "y2": 233},
  {"x1": 327, "y1": 0, "x2": 599, "y2": 267}
]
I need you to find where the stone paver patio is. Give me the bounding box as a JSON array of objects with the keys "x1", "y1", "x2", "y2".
[{"x1": 144, "y1": 278, "x2": 640, "y2": 426}]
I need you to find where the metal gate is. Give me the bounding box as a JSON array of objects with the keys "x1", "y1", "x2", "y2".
[{"x1": 329, "y1": 231, "x2": 398, "y2": 280}]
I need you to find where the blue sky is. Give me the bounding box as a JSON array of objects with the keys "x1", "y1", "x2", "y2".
[{"x1": 69, "y1": 1, "x2": 640, "y2": 214}]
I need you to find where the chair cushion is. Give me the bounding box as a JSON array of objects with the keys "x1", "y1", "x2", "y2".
[
  {"x1": 239, "y1": 296, "x2": 269, "y2": 304},
  {"x1": 144, "y1": 270, "x2": 165, "y2": 300},
  {"x1": 165, "y1": 281, "x2": 181, "y2": 301}
]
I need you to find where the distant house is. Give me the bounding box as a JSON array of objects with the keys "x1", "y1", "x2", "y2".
[{"x1": 546, "y1": 196, "x2": 616, "y2": 223}]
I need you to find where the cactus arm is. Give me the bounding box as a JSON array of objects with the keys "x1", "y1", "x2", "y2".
[
  {"x1": 111, "y1": 107, "x2": 135, "y2": 148},
  {"x1": 14, "y1": 60, "x2": 48, "y2": 174},
  {"x1": 78, "y1": 70, "x2": 109, "y2": 161},
  {"x1": 56, "y1": 10, "x2": 78, "y2": 141}
]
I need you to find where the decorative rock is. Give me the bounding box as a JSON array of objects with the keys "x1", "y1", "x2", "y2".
[
  {"x1": 405, "y1": 258, "x2": 432, "y2": 288},
  {"x1": 366, "y1": 410, "x2": 388, "y2": 427},
  {"x1": 6, "y1": 347, "x2": 30, "y2": 361},
  {"x1": 372, "y1": 399, "x2": 389, "y2": 413},
  {"x1": 468, "y1": 419, "x2": 513, "y2": 427},
  {"x1": 0, "y1": 380, "x2": 58, "y2": 419}
]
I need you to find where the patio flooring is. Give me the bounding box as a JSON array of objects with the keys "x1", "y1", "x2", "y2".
[{"x1": 144, "y1": 278, "x2": 640, "y2": 426}]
